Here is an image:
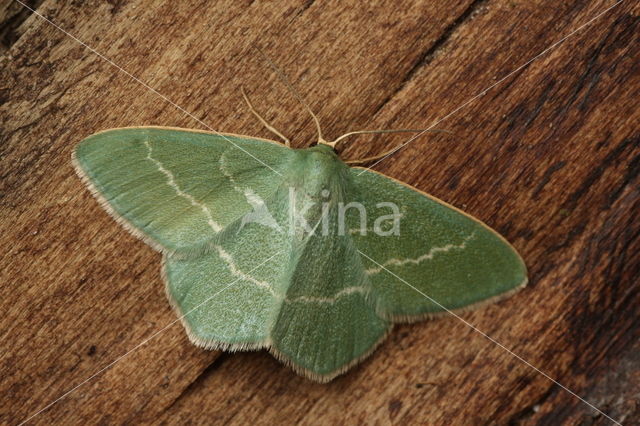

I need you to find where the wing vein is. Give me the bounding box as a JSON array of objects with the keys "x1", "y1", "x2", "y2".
[
  {"x1": 365, "y1": 232, "x2": 476, "y2": 275},
  {"x1": 144, "y1": 139, "x2": 222, "y2": 232},
  {"x1": 284, "y1": 286, "x2": 368, "y2": 304},
  {"x1": 214, "y1": 245, "x2": 279, "y2": 297}
]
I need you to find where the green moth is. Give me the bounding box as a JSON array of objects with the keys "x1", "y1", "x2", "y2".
[{"x1": 73, "y1": 118, "x2": 526, "y2": 382}]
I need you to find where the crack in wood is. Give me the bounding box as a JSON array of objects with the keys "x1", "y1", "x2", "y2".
[
  {"x1": 0, "y1": 0, "x2": 45, "y2": 51},
  {"x1": 371, "y1": 0, "x2": 489, "y2": 118},
  {"x1": 161, "y1": 353, "x2": 230, "y2": 415}
]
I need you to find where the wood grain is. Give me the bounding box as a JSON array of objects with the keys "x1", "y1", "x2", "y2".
[{"x1": 1, "y1": 0, "x2": 638, "y2": 424}]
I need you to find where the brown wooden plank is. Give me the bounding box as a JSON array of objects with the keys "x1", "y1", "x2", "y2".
[{"x1": 1, "y1": 0, "x2": 638, "y2": 424}]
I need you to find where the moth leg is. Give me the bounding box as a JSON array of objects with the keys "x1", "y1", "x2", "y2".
[{"x1": 241, "y1": 86, "x2": 291, "y2": 147}]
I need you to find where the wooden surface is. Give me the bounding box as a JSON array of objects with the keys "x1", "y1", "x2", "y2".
[{"x1": 1, "y1": 0, "x2": 638, "y2": 424}]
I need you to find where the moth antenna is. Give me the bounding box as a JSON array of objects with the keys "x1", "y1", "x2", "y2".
[
  {"x1": 332, "y1": 128, "x2": 453, "y2": 147},
  {"x1": 254, "y1": 45, "x2": 328, "y2": 146},
  {"x1": 343, "y1": 129, "x2": 456, "y2": 166},
  {"x1": 241, "y1": 86, "x2": 291, "y2": 146},
  {"x1": 344, "y1": 149, "x2": 400, "y2": 166}
]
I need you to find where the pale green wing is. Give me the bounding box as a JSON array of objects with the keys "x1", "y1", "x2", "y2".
[
  {"x1": 162, "y1": 190, "x2": 292, "y2": 349},
  {"x1": 164, "y1": 176, "x2": 390, "y2": 379},
  {"x1": 73, "y1": 127, "x2": 293, "y2": 254},
  {"x1": 270, "y1": 197, "x2": 390, "y2": 382},
  {"x1": 349, "y1": 168, "x2": 527, "y2": 320}
]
